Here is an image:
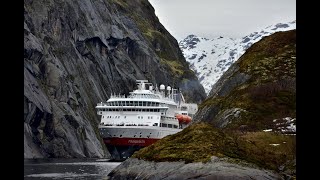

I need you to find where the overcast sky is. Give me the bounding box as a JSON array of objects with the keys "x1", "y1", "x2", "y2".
[{"x1": 148, "y1": 0, "x2": 296, "y2": 40}]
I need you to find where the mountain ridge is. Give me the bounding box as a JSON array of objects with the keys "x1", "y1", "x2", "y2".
[{"x1": 179, "y1": 20, "x2": 296, "y2": 94}]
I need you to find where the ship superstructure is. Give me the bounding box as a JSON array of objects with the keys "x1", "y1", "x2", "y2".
[{"x1": 96, "y1": 80, "x2": 197, "y2": 160}]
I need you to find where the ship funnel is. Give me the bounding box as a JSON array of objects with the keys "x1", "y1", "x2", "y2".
[{"x1": 160, "y1": 84, "x2": 165, "y2": 91}]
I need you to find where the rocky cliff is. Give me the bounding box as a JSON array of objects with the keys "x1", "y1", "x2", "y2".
[
  {"x1": 194, "y1": 30, "x2": 296, "y2": 132},
  {"x1": 109, "y1": 30, "x2": 296, "y2": 179},
  {"x1": 24, "y1": 0, "x2": 205, "y2": 158}
]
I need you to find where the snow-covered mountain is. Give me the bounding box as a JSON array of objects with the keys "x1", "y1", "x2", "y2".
[{"x1": 179, "y1": 20, "x2": 296, "y2": 94}]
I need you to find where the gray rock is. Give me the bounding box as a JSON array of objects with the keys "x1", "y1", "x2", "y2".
[
  {"x1": 24, "y1": 0, "x2": 205, "y2": 158},
  {"x1": 108, "y1": 158, "x2": 281, "y2": 180},
  {"x1": 193, "y1": 63, "x2": 250, "y2": 125}
]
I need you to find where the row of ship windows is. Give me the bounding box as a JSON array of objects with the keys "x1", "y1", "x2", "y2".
[
  {"x1": 100, "y1": 122, "x2": 179, "y2": 129},
  {"x1": 160, "y1": 123, "x2": 178, "y2": 128},
  {"x1": 106, "y1": 101, "x2": 160, "y2": 107},
  {"x1": 100, "y1": 108, "x2": 164, "y2": 112},
  {"x1": 129, "y1": 94, "x2": 159, "y2": 99},
  {"x1": 103, "y1": 116, "x2": 158, "y2": 119},
  {"x1": 102, "y1": 123, "x2": 150, "y2": 126}
]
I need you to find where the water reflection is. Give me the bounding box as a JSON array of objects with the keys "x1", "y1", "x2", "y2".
[{"x1": 24, "y1": 158, "x2": 121, "y2": 179}]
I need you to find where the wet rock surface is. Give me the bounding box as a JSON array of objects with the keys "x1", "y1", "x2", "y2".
[
  {"x1": 24, "y1": 0, "x2": 205, "y2": 158},
  {"x1": 108, "y1": 158, "x2": 281, "y2": 180}
]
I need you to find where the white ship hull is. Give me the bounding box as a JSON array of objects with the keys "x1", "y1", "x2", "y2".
[{"x1": 99, "y1": 125, "x2": 181, "y2": 160}]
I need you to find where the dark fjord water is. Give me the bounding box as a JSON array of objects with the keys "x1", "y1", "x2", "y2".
[{"x1": 24, "y1": 158, "x2": 121, "y2": 179}]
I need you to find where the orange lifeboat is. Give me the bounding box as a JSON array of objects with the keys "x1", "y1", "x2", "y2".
[{"x1": 175, "y1": 114, "x2": 192, "y2": 124}]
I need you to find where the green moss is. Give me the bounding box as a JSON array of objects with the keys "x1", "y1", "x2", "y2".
[
  {"x1": 160, "y1": 58, "x2": 184, "y2": 76},
  {"x1": 239, "y1": 30, "x2": 296, "y2": 84},
  {"x1": 111, "y1": 0, "x2": 128, "y2": 8},
  {"x1": 197, "y1": 31, "x2": 296, "y2": 131},
  {"x1": 133, "y1": 122, "x2": 295, "y2": 173},
  {"x1": 133, "y1": 123, "x2": 231, "y2": 163}
]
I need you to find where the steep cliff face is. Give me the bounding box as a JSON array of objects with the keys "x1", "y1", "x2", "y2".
[
  {"x1": 194, "y1": 30, "x2": 296, "y2": 132},
  {"x1": 119, "y1": 31, "x2": 296, "y2": 179},
  {"x1": 24, "y1": 0, "x2": 205, "y2": 158}
]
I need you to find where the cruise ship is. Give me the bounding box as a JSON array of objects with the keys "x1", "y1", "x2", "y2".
[{"x1": 96, "y1": 80, "x2": 198, "y2": 160}]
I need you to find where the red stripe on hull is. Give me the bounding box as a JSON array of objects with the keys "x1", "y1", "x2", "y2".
[{"x1": 103, "y1": 137, "x2": 160, "y2": 146}]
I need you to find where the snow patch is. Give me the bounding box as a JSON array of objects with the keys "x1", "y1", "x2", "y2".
[
  {"x1": 263, "y1": 129, "x2": 272, "y2": 132},
  {"x1": 269, "y1": 144, "x2": 280, "y2": 146},
  {"x1": 179, "y1": 20, "x2": 296, "y2": 94}
]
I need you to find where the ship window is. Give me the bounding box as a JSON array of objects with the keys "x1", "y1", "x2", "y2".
[
  {"x1": 120, "y1": 135, "x2": 122, "y2": 137},
  {"x1": 174, "y1": 125, "x2": 178, "y2": 128},
  {"x1": 168, "y1": 124, "x2": 172, "y2": 128},
  {"x1": 141, "y1": 116, "x2": 143, "y2": 119},
  {"x1": 153, "y1": 123, "x2": 158, "y2": 126},
  {"x1": 138, "y1": 116, "x2": 140, "y2": 119},
  {"x1": 162, "y1": 123, "x2": 167, "y2": 127},
  {"x1": 102, "y1": 116, "x2": 104, "y2": 118},
  {"x1": 124, "y1": 116, "x2": 126, "y2": 118},
  {"x1": 151, "y1": 116, "x2": 153, "y2": 119},
  {"x1": 143, "y1": 102, "x2": 146, "y2": 106},
  {"x1": 139, "y1": 101, "x2": 142, "y2": 106},
  {"x1": 148, "y1": 116, "x2": 150, "y2": 119}
]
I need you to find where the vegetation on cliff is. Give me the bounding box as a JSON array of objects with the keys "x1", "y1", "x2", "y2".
[
  {"x1": 197, "y1": 30, "x2": 296, "y2": 131},
  {"x1": 133, "y1": 122, "x2": 295, "y2": 175},
  {"x1": 111, "y1": 0, "x2": 205, "y2": 102},
  {"x1": 133, "y1": 30, "x2": 296, "y2": 177},
  {"x1": 24, "y1": 0, "x2": 205, "y2": 158}
]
